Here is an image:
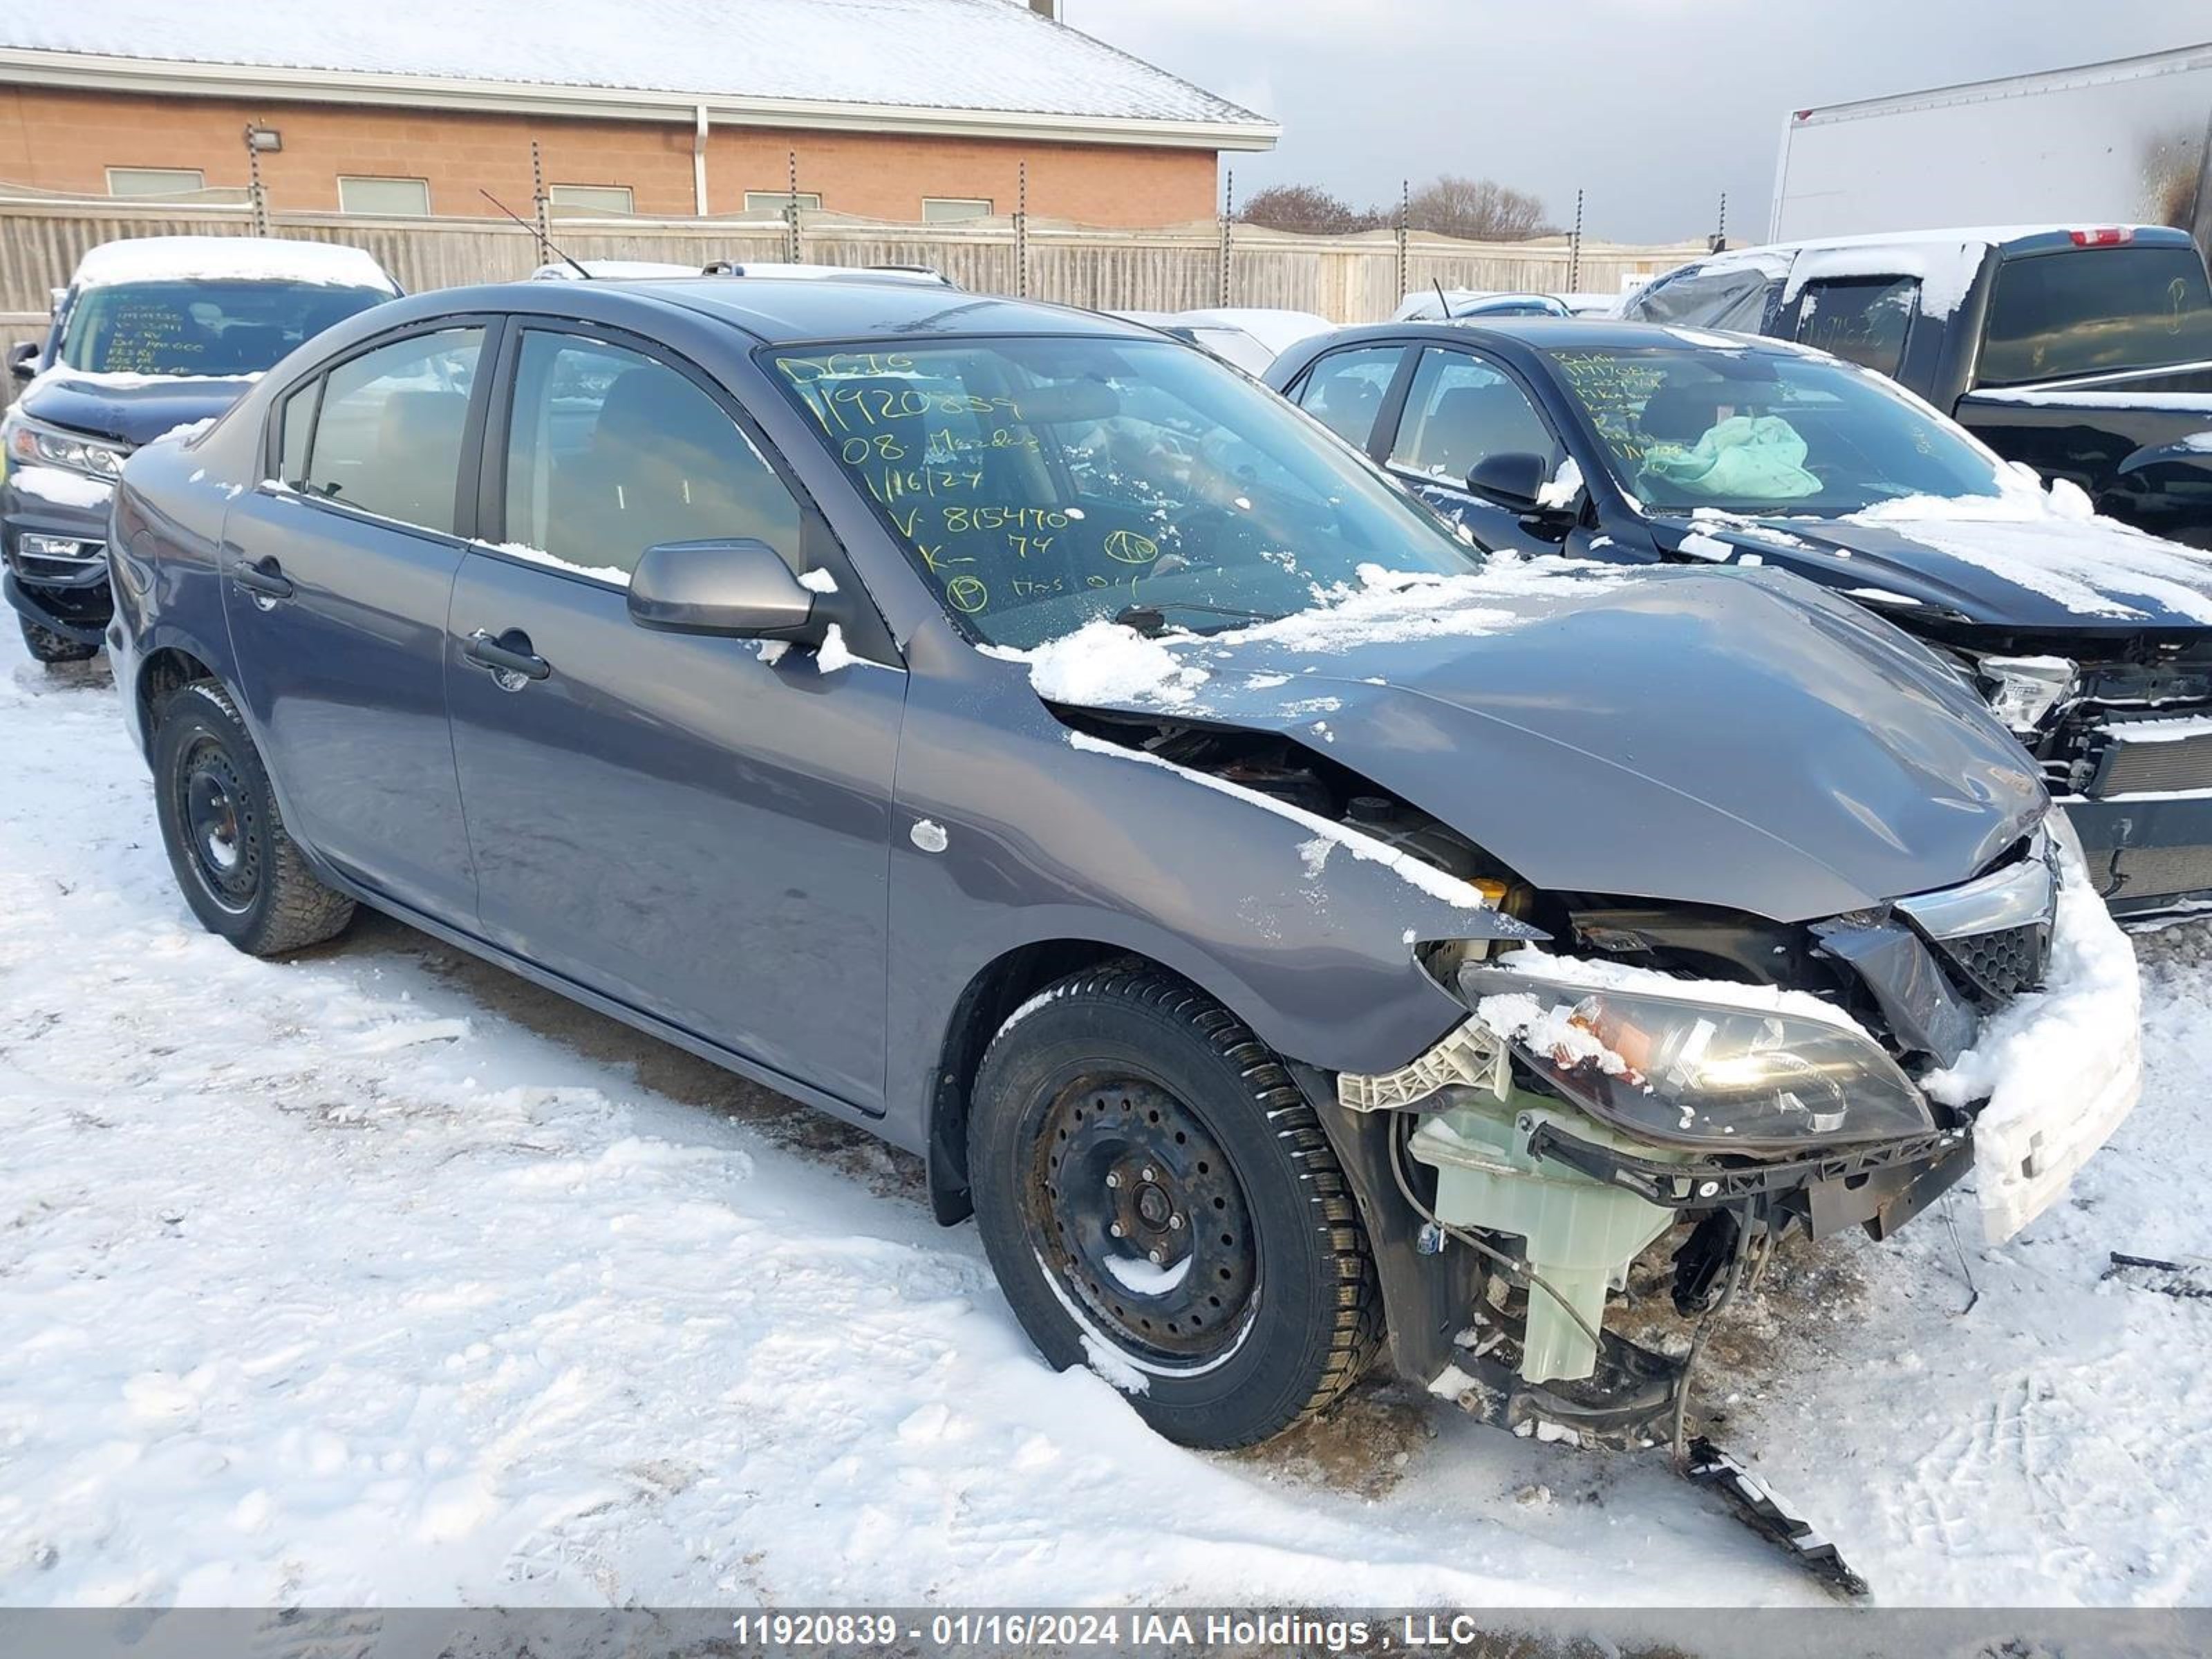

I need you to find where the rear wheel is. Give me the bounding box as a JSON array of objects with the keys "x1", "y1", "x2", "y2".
[
  {"x1": 969, "y1": 966, "x2": 1382, "y2": 1448},
  {"x1": 152, "y1": 679, "x2": 355, "y2": 956},
  {"x1": 19, "y1": 615, "x2": 97, "y2": 665}
]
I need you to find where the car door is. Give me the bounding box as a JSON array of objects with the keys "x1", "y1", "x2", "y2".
[
  {"x1": 1380, "y1": 345, "x2": 1568, "y2": 554},
  {"x1": 1284, "y1": 344, "x2": 1409, "y2": 453},
  {"x1": 445, "y1": 323, "x2": 904, "y2": 1109},
  {"x1": 221, "y1": 321, "x2": 491, "y2": 918}
]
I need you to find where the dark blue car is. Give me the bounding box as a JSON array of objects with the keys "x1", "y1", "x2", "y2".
[
  {"x1": 1269, "y1": 318, "x2": 2212, "y2": 923},
  {"x1": 3, "y1": 236, "x2": 397, "y2": 662}
]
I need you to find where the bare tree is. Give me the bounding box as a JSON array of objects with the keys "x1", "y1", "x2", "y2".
[
  {"x1": 1405, "y1": 175, "x2": 1556, "y2": 241},
  {"x1": 1237, "y1": 183, "x2": 1382, "y2": 236}
]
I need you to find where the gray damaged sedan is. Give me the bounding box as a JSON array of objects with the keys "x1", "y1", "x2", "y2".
[{"x1": 107, "y1": 279, "x2": 2138, "y2": 1580}]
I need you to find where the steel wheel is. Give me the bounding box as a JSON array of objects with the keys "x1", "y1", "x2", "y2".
[{"x1": 1027, "y1": 1076, "x2": 1260, "y2": 1369}]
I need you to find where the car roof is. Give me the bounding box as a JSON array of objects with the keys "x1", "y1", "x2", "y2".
[
  {"x1": 1299, "y1": 317, "x2": 1797, "y2": 355},
  {"x1": 599, "y1": 276, "x2": 1154, "y2": 344},
  {"x1": 1677, "y1": 222, "x2": 2200, "y2": 279}
]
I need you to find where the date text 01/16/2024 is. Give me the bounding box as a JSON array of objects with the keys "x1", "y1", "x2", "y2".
[{"x1": 723, "y1": 1611, "x2": 1387, "y2": 1650}]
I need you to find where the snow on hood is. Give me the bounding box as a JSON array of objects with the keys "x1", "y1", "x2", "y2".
[
  {"x1": 990, "y1": 556, "x2": 2047, "y2": 923},
  {"x1": 1924, "y1": 840, "x2": 2142, "y2": 1243},
  {"x1": 1666, "y1": 469, "x2": 2212, "y2": 631},
  {"x1": 17, "y1": 365, "x2": 263, "y2": 447},
  {"x1": 71, "y1": 236, "x2": 397, "y2": 292}
]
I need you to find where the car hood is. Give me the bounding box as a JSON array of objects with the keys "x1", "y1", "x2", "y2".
[
  {"x1": 17, "y1": 370, "x2": 258, "y2": 448},
  {"x1": 1054, "y1": 565, "x2": 2043, "y2": 924},
  {"x1": 1654, "y1": 508, "x2": 2212, "y2": 634}
]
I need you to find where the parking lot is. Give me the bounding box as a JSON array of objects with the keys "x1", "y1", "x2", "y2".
[{"x1": 3, "y1": 652, "x2": 2205, "y2": 1609}]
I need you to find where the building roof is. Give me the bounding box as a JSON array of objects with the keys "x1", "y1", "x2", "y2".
[{"x1": 0, "y1": 0, "x2": 1277, "y2": 150}]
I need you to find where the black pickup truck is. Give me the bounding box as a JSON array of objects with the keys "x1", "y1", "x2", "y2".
[{"x1": 1620, "y1": 225, "x2": 2212, "y2": 546}]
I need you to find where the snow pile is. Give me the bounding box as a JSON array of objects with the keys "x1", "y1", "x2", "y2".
[
  {"x1": 1924, "y1": 841, "x2": 2142, "y2": 1243},
  {"x1": 149, "y1": 417, "x2": 218, "y2": 447},
  {"x1": 0, "y1": 0, "x2": 1264, "y2": 126},
  {"x1": 7, "y1": 465, "x2": 112, "y2": 509},
  {"x1": 71, "y1": 236, "x2": 397, "y2": 292},
  {"x1": 1536, "y1": 458, "x2": 1583, "y2": 511},
  {"x1": 489, "y1": 541, "x2": 629, "y2": 585},
  {"x1": 1845, "y1": 467, "x2": 2212, "y2": 624},
  {"x1": 1485, "y1": 944, "x2": 1883, "y2": 1037},
  {"x1": 982, "y1": 617, "x2": 1210, "y2": 706},
  {"x1": 985, "y1": 561, "x2": 1625, "y2": 714},
  {"x1": 1474, "y1": 988, "x2": 1638, "y2": 1080},
  {"x1": 1, "y1": 655, "x2": 2209, "y2": 1605},
  {"x1": 1216, "y1": 559, "x2": 1621, "y2": 656},
  {"x1": 1781, "y1": 238, "x2": 1985, "y2": 319}
]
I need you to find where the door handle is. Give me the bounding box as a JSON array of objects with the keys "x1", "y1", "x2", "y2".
[
  {"x1": 463, "y1": 627, "x2": 552, "y2": 685},
  {"x1": 231, "y1": 556, "x2": 294, "y2": 605}
]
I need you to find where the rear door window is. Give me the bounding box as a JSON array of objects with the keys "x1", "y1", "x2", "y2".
[
  {"x1": 1794, "y1": 275, "x2": 1919, "y2": 375},
  {"x1": 500, "y1": 330, "x2": 801, "y2": 582},
  {"x1": 1386, "y1": 348, "x2": 1555, "y2": 482},
  {"x1": 300, "y1": 328, "x2": 484, "y2": 534},
  {"x1": 1980, "y1": 245, "x2": 2212, "y2": 386},
  {"x1": 1288, "y1": 345, "x2": 1404, "y2": 449}
]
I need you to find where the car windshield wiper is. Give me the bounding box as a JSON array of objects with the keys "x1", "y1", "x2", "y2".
[{"x1": 1114, "y1": 601, "x2": 1278, "y2": 637}]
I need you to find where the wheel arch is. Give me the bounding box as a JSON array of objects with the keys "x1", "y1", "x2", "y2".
[{"x1": 135, "y1": 643, "x2": 223, "y2": 740}]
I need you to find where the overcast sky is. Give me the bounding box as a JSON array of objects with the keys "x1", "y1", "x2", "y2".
[{"x1": 1074, "y1": 0, "x2": 2212, "y2": 243}]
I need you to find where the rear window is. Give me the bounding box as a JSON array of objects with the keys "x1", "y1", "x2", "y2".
[{"x1": 1979, "y1": 246, "x2": 2212, "y2": 386}]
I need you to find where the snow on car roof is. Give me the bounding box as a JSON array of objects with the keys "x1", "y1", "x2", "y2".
[
  {"x1": 72, "y1": 236, "x2": 398, "y2": 292},
  {"x1": 2, "y1": 0, "x2": 1267, "y2": 127}
]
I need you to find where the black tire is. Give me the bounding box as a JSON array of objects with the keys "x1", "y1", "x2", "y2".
[
  {"x1": 151, "y1": 679, "x2": 355, "y2": 956},
  {"x1": 969, "y1": 966, "x2": 1382, "y2": 1449},
  {"x1": 19, "y1": 615, "x2": 98, "y2": 665}
]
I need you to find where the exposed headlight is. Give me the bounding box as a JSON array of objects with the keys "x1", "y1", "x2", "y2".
[
  {"x1": 3, "y1": 413, "x2": 130, "y2": 480},
  {"x1": 1978, "y1": 655, "x2": 2077, "y2": 733},
  {"x1": 1457, "y1": 961, "x2": 1935, "y2": 1150}
]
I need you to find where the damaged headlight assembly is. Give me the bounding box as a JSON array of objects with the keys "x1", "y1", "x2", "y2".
[
  {"x1": 1456, "y1": 962, "x2": 1935, "y2": 1150},
  {"x1": 1976, "y1": 653, "x2": 2078, "y2": 734}
]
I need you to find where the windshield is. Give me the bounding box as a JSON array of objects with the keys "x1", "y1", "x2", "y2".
[
  {"x1": 771, "y1": 337, "x2": 1477, "y2": 648},
  {"x1": 1979, "y1": 245, "x2": 2212, "y2": 387},
  {"x1": 1546, "y1": 343, "x2": 2006, "y2": 518},
  {"x1": 59, "y1": 279, "x2": 394, "y2": 377}
]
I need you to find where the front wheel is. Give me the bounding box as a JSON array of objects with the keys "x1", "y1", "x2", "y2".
[
  {"x1": 19, "y1": 615, "x2": 98, "y2": 665},
  {"x1": 969, "y1": 966, "x2": 1382, "y2": 1449},
  {"x1": 151, "y1": 679, "x2": 355, "y2": 956}
]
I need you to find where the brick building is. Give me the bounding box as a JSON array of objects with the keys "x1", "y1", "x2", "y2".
[{"x1": 0, "y1": 0, "x2": 1274, "y2": 226}]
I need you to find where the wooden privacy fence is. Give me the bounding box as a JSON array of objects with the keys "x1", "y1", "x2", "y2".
[{"x1": 1, "y1": 189, "x2": 1704, "y2": 408}]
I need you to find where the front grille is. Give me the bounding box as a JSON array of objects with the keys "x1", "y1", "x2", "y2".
[
  {"x1": 2089, "y1": 715, "x2": 2212, "y2": 798},
  {"x1": 1931, "y1": 921, "x2": 2051, "y2": 1005}
]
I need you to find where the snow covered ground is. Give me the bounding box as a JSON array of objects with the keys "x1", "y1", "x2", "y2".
[{"x1": 1, "y1": 653, "x2": 2207, "y2": 1610}]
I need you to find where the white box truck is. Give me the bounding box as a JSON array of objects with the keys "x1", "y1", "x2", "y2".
[{"x1": 1770, "y1": 43, "x2": 2212, "y2": 249}]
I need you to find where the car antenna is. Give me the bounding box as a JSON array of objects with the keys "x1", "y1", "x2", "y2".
[
  {"x1": 479, "y1": 189, "x2": 592, "y2": 279},
  {"x1": 1432, "y1": 276, "x2": 1458, "y2": 321}
]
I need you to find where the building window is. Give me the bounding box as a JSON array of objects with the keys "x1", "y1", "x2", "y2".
[
  {"x1": 338, "y1": 176, "x2": 432, "y2": 216},
  {"x1": 107, "y1": 167, "x2": 206, "y2": 197},
  {"x1": 922, "y1": 197, "x2": 993, "y2": 223},
  {"x1": 547, "y1": 183, "x2": 635, "y2": 214},
  {"x1": 743, "y1": 191, "x2": 821, "y2": 214}
]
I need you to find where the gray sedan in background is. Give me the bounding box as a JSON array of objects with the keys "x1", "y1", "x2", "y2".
[{"x1": 106, "y1": 277, "x2": 2133, "y2": 1565}]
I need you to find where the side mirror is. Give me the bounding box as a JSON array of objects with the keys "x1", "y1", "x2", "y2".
[
  {"x1": 628, "y1": 538, "x2": 818, "y2": 639},
  {"x1": 1465, "y1": 451, "x2": 1554, "y2": 512},
  {"x1": 8, "y1": 341, "x2": 38, "y2": 382}
]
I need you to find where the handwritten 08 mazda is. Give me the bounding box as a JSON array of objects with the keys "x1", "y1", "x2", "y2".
[{"x1": 106, "y1": 277, "x2": 2138, "y2": 1579}]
